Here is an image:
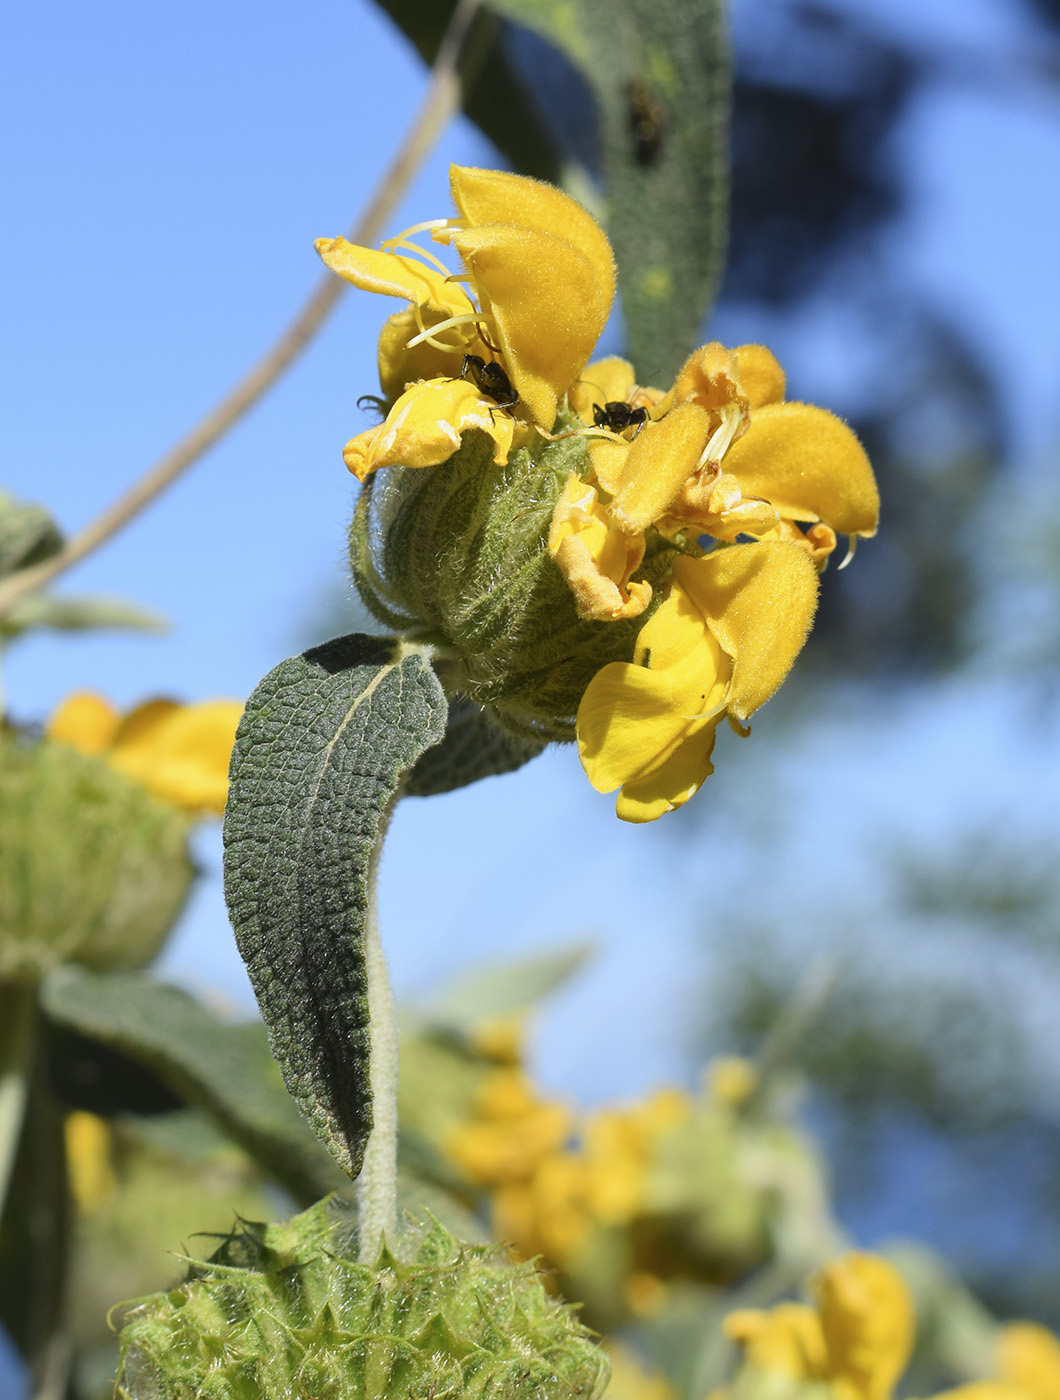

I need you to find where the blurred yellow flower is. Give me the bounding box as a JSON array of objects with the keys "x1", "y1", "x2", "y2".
[
  {"x1": 47, "y1": 690, "x2": 242, "y2": 817},
  {"x1": 65, "y1": 1110, "x2": 117, "y2": 1215},
  {"x1": 317, "y1": 163, "x2": 616, "y2": 475}
]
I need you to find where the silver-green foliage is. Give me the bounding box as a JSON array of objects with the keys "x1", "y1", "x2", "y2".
[{"x1": 116, "y1": 1201, "x2": 610, "y2": 1400}]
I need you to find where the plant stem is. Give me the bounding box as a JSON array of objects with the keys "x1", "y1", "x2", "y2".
[
  {"x1": 356, "y1": 819, "x2": 400, "y2": 1261},
  {"x1": 0, "y1": 0, "x2": 485, "y2": 624},
  {"x1": 0, "y1": 980, "x2": 37, "y2": 1218}
]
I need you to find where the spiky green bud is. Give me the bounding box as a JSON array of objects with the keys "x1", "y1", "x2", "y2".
[
  {"x1": 116, "y1": 1200, "x2": 610, "y2": 1400},
  {"x1": 350, "y1": 418, "x2": 674, "y2": 743}
]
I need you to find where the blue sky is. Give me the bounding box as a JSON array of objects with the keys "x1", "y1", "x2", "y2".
[{"x1": 3, "y1": 0, "x2": 1060, "y2": 1109}]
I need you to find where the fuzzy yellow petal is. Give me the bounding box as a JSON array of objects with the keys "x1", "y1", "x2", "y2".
[
  {"x1": 569, "y1": 356, "x2": 637, "y2": 425},
  {"x1": 588, "y1": 437, "x2": 629, "y2": 496},
  {"x1": 674, "y1": 544, "x2": 818, "y2": 721},
  {"x1": 342, "y1": 378, "x2": 515, "y2": 480},
  {"x1": 732, "y1": 343, "x2": 787, "y2": 407},
  {"x1": 109, "y1": 700, "x2": 243, "y2": 816},
  {"x1": 724, "y1": 401, "x2": 879, "y2": 537},
  {"x1": 814, "y1": 1254, "x2": 914, "y2": 1400},
  {"x1": 46, "y1": 691, "x2": 121, "y2": 755},
  {"x1": 448, "y1": 165, "x2": 616, "y2": 319},
  {"x1": 548, "y1": 476, "x2": 650, "y2": 622},
  {"x1": 375, "y1": 306, "x2": 487, "y2": 404},
  {"x1": 446, "y1": 224, "x2": 608, "y2": 430},
  {"x1": 314, "y1": 237, "x2": 467, "y2": 317},
  {"x1": 577, "y1": 664, "x2": 684, "y2": 793},
  {"x1": 613, "y1": 403, "x2": 712, "y2": 533},
  {"x1": 614, "y1": 722, "x2": 719, "y2": 822}
]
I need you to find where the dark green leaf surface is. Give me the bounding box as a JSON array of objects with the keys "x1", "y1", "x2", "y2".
[
  {"x1": 479, "y1": 0, "x2": 730, "y2": 381},
  {"x1": 404, "y1": 696, "x2": 545, "y2": 797},
  {"x1": 223, "y1": 634, "x2": 447, "y2": 1178},
  {"x1": 40, "y1": 967, "x2": 345, "y2": 1203}
]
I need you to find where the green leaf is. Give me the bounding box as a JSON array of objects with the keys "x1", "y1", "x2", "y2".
[
  {"x1": 414, "y1": 942, "x2": 595, "y2": 1032},
  {"x1": 39, "y1": 967, "x2": 346, "y2": 1204},
  {"x1": 0, "y1": 491, "x2": 63, "y2": 579},
  {"x1": 223, "y1": 634, "x2": 447, "y2": 1178},
  {"x1": 0, "y1": 590, "x2": 168, "y2": 639},
  {"x1": 405, "y1": 697, "x2": 545, "y2": 797},
  {"x1": 368, "y1": 1, "x2": 561, "y2": 183},
  {"x1": 481, "y1": 0, "x2": 730, "y2": 381}
]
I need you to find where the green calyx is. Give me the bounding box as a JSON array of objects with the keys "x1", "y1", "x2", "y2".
[
  {"x1": 0, "y1": 733, "x2": 194, "y2": 980},
  {"x1": 349, "y1": 415, "x2": 675, "y2": 743},
  {"x1": 116, "y1": 1200, "x2": 610, "y2": 1400}
]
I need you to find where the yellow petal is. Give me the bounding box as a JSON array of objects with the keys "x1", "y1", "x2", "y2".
[
  {"x1": 613, "y1": 403, "x2": 712, "y2": 533},
  {"x1": 732, "y1": 344, "x2": 786, "y2": 407},
  {"x1": 588, "y1": 437, "x2": 628, "y2": 496},
  {"x1": 569, "y1": 356, "x2": 637, "y2": 425},
  {"x1": 46, "y1": 691, "x2": 121, "y2": 755},
  {"x1": 673, "y1": 543, "x2": 818, "y2": 721},
  {"x1": 376, "y1": 306, "x2": 487, "y2": 403},
  {"x1": 314, "y1": 237, "x2": 467, "y2": 317},
  {"x1": 724, "y1": 401, "x2": 879, "y2": 537},
  {"x1": 668, "y1": 341, "x2": 747, "y2": 414},
  {"x1": 549, "y1": 475, "x2": 650, "y2": 621},
  {"x1": 342, "y1": 378, "x2": 516, "y2": 480},
  {"x1": 448, "y1": 164, "x2": 616, "y2": 318},
  {"x1": 996, "y1": 1323, "x2": 1060, "y2": 1394},
  {"x1": 614, "y1": 720, "x2": 719, "y2": 822},
  {"x1": 447, "y1": 224, "x2": 609, "y2": 430},
  {"x1": 725, "y1": 1304, "x2": 830, "y2": 1380},
  {"x1": 109, "y1": 700, "x2": 243, "y2": 817},
  {"x1": 577, "y1": 663, "x2": 684, "y2": 793},
  {"x1": 814, "y1": 1254, "x2": 914, "y2": 1400}
]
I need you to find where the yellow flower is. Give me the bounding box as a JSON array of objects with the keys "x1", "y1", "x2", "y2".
[
  {"x1": 721, "y1": 1255, "x2": 913, "y2": 1400},
  {"x1": 47, "y1": 690, "x2": 242, "y2": 817},
  {"x1": 553, "y1": 339, "x2": 878, "y2": 822},
  {"x1": 317, "y1": 164, "x2": 616, "y2": 475},
  {"x1": 577, "y1": 542, "x2": 819, "y2": 822}
]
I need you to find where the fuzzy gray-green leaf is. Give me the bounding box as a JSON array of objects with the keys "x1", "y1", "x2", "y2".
[
  {"x1": 222, "y1": 634, "x2": 447, "y2": 1178},
  {"x1": 404, "y1": 697, "x2": 545, "y2": 797},
  {"x1": 0, "y1": 491, "x2": 63, "y2": 578}
]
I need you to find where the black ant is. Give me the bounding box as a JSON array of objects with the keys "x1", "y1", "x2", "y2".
[
  {"x1": 460, "y1": 354, "x2": 519, "y2": 410},
  {"x1": 592, "y1": 401, "x2": 649, "y2": 436}
]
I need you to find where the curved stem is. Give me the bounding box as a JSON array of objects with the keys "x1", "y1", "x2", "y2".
[
  {"x1": 0, "y1": 0, "x2": 485, "y2": 623},
  {"x1": 356, "y1": 816, "x2": 400, "y2": 1261}
]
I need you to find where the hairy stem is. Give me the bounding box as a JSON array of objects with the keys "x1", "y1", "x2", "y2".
[
  {"x1": 356, "y1": 818, "x2": 399, "y2": 1261},
  {"x1": 0, "y1": 0, "x2": 485, "y2": 623}
]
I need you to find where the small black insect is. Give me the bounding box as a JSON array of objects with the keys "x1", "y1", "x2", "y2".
[
  {"x1": 593, "y1": 400, "x2": 649, "y2": 435},
  {"x1": 628, "y1": 79, "x2": 666, "y2": 166},
  {"x1": 460, "y1": 353, "x2": 519, "y2": 409}
]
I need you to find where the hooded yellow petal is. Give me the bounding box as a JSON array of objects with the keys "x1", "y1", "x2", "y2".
[
  {"x1": 109, "y1": 700, "x2": 243, "y2": 816},
  {"x1": 673, "y1": 543, "x2": 818, "y2": 721},
  {"x1": 668, "y1": 341, "x2": 747, "y2": 414},
  {"x1": 724, "y1": 401, "x2": 879, "y2": 537},
  {"x1": 814, "y1": 1254, "x2": 914, "y2": 1400},
  {"x1": 612, "y1": 403, "x2": 712, "y2": 533},
  {"x1": 446, "y1": 224, "x2": 609, "y2": 430},
  {"x1": 448, "y1": 165, "x2": 616, "y2": 317},
  {"x1": 342, "y1": 378, "x2": 516, "y2": 480},
  {"x1": 314, "y1": 237, "x2": 467, "y2": 317},
  {"x1": 732, "y1": 344, "x2": 787, "y2": 407},
  {"x1": 46, "y1": 691, "x2": 121, "y2": 755}
]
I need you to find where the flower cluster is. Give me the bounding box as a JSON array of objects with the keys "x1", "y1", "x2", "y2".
[
  {"x1": 716, "y1": 1253, "x2": 1060, "y2": 1400},
  {"x1": 318, "y1": 166, "x2": 878, "y2": 820},
  {"x1": 47, "y1": 690, "x2": 242, "y2": 816}
]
